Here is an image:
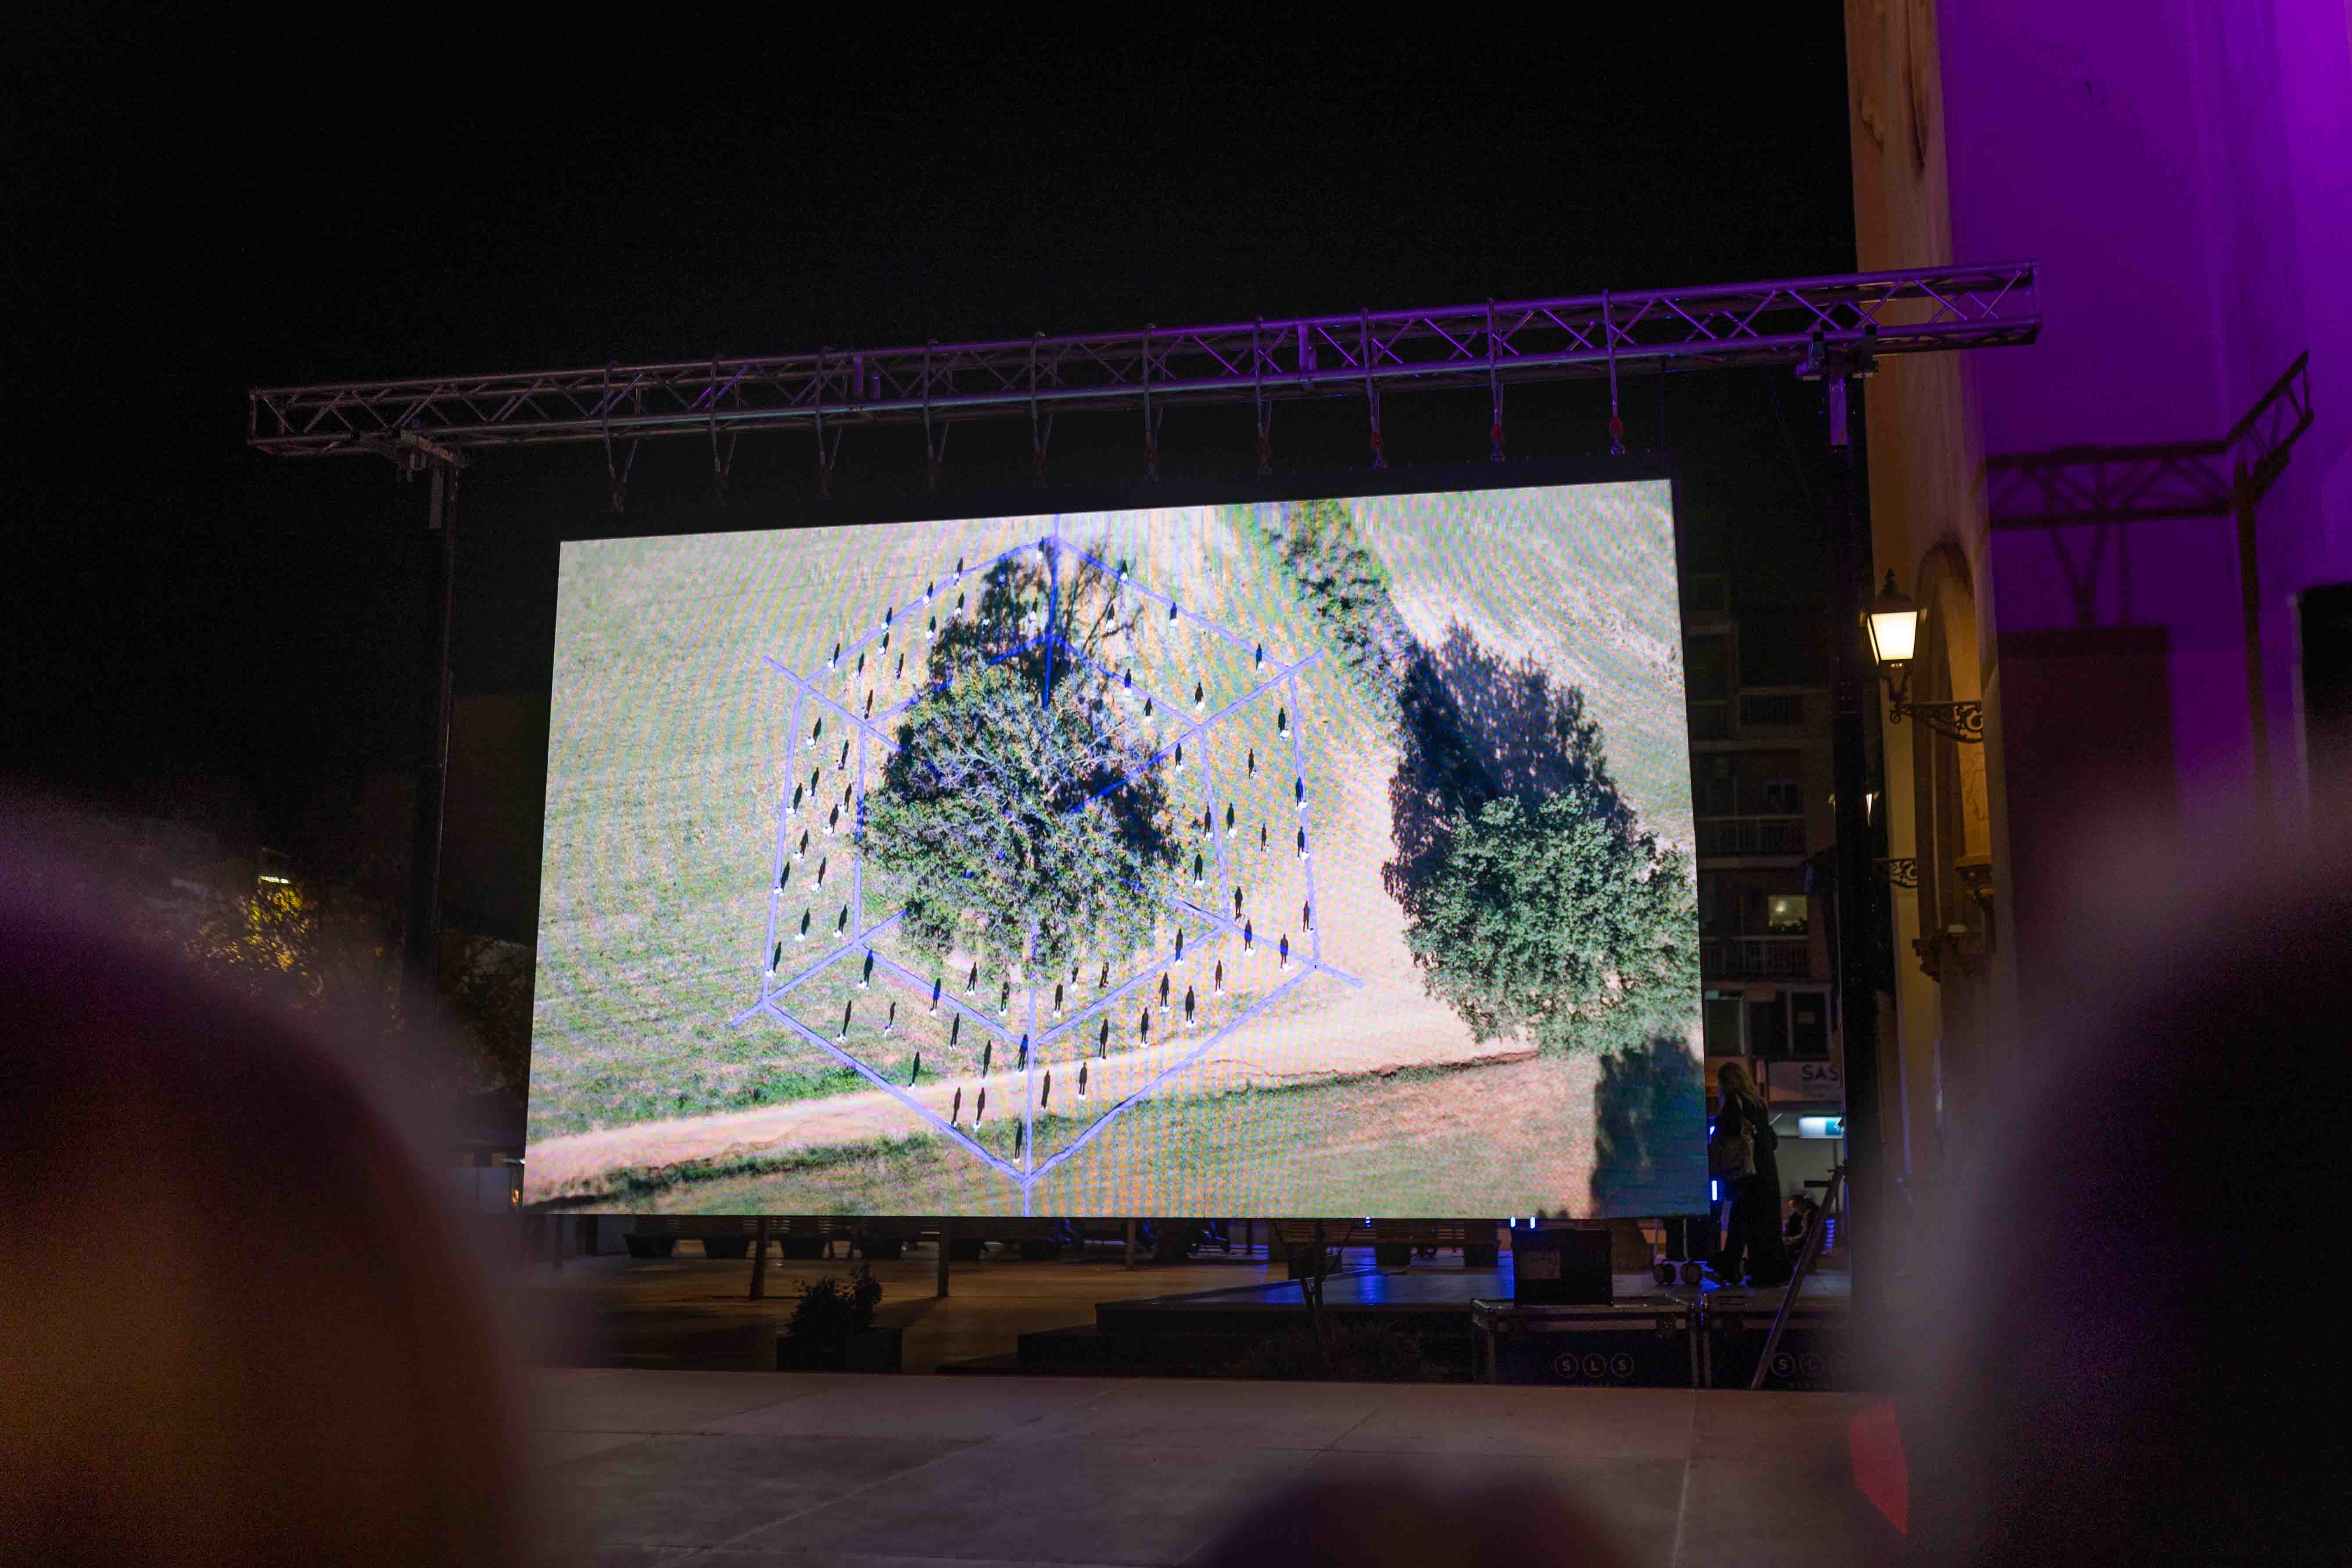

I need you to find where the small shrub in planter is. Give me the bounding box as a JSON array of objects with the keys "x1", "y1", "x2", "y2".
[{"x1": 776, "y1": 1265, "x2": 900, "y2": 1371}]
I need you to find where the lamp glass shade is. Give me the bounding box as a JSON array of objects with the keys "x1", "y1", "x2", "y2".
[
  {"x1": 1867, "y1": 606, "x2": 1919, "y2": 665},
  {"x1": 1865, "y1": 574, "x2": 1919, "y2": 666}
]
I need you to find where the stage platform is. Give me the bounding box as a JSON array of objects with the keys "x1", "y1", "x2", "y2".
[{"x1": 950, "y1": 1262, "x2": 1851, "y2": 1385}]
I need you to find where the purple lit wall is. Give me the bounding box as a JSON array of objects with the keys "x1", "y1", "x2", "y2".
[{"x1": 1939, "y1": 1, "x2": 2352, "y2": 820}]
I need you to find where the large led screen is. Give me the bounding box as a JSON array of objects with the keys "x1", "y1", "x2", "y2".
[{"x1": 526, "y1": 474, "x2": 1704, "y2": 1216}]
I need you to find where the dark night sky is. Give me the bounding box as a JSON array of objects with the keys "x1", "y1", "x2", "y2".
[{"x1": 7, "y1": 10, "x2": 1852, "y2": 853}]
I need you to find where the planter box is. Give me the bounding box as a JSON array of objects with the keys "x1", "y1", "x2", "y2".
[{"x1": 777, "y1": 1325, "x2": 903, "y2": 1373}]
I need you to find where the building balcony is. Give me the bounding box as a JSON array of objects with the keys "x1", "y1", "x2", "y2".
[
  {"x1": 1695, "y1": 814, "x2": 1809, "y2": 857},
  {"x1": 1702, "y1": 934, "x2": 1814, "y2": 979}
]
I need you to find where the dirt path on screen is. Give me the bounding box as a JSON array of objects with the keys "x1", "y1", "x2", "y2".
[
  {"x1": 523, "y1": 1007, "x2": 1537, "y2": 1203},
  {"x1": 632, "y1": 1050, "x2": 1626, "y2": 1217}
]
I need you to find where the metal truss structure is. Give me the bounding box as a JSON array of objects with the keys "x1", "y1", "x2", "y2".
[
  {"x1": 248, "y1": 260, "x2": 2046, "y2": 1274},
  {"x1": 1987, "y1": 352, "x2": 2313, "y2": 789},
  {"x1": 248, "y1": 262, "x2": 2040, "y2": 484},
  {"x1": 1987, "y1": 352, "x2": 2312, "y2": 532}
]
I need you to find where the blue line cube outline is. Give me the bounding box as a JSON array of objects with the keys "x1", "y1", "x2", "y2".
[{"x1": 729, "y1": 516, "x2": 1361, "y2": 1206}]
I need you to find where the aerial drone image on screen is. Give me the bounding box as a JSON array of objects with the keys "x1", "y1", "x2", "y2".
[{"x1": 525, "y1": 480, "x2": 1703, "y2": 1216}]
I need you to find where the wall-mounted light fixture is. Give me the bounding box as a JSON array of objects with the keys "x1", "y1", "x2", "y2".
[{"x1": 1866, "y1": 571, "x2": 1983, "y2": 743}]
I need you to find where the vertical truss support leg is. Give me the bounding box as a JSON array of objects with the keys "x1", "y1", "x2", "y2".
[
  {"x1": 1823, "y1": 371, "x2": 1881, "y2": 1341},
  {"x1": 402, "y1": 460, "x2": 456, "y2": 1049},
  {"x1": 2234, "y1": 469, "x2": 2271, "y2": 803}
]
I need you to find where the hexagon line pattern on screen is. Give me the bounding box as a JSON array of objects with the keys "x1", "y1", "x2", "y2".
[{"x1": 727, "y1": 514, "x2": 1361, "y2": 1208}]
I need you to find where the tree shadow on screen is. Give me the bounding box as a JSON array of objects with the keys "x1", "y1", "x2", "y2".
[
  {"x1": 1382, "y1": 622, "x2": 1628, "y2": 906},
  {"x1": 1588, "y1": 1033, "x2": 1707, "y2": 1215},
  {"x1": 923, "y1": 543, "x2": 1130, "y2": 690}
]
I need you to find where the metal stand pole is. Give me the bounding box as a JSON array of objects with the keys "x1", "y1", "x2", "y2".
[
  {"x1": 1125, "y1": 1219, "x2": 1138, "y2": 1269},
  {"x1": 402, "y1": 462, "x2": 457, "y2": 1029},
  {"x1": 936, "y1": 1219, "x2": 951, "y2": 1299},
  {"x1": 2233, "y1": 471, "x2": 2271, "y2": 801},
  {"x1": 1749, "y1": 1162, "x2": 1846, "y2": 1389},
  {"x1": 1824, "y1": 372, "x2": 1882, "y2": 1331},
  {"x1": 749, "y1": 1216, "x2": 772, "y2": 1300}
]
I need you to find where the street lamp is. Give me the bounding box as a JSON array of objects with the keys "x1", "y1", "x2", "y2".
[
  {"x1": 1866, "y1": 571, "x2": 1983, "y2": 743},
  {"x1": 1865, "y1": 572, "x2": 1919, "y2": 672},
  {"x1": 1863, "y1": 574, "x2": 1976, "y2": 747}
]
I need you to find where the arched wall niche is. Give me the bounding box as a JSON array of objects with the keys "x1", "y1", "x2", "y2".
[{"x1": 1911, "y1": 540, "x2": 1992, "y2": 980}]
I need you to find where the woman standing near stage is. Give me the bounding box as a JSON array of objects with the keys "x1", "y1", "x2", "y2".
[{"x1": 1712, "y1": 1061, "x2": 1790, "y2": 1287}]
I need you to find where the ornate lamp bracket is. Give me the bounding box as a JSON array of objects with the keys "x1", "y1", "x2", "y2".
[{"x1": 1887, "y1": 700, "x2": 1984, "y2": 743}]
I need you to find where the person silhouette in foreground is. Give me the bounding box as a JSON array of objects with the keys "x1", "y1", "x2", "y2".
[
  {"x1": 1194, "y1": 826, "x2": 2352, "y2": 1567},
  {"x1": 0, "y1": 831, "x2": 525, "y2": 1568},
  {"x1": 1193, "y1": 1472, "x2": 1631, "y2": 1568},
  {"x1": 8, "y1": 814, "x2": 2345, "y2": 1567},
  {"x1": 1885, "y1": 823, "x2": 2351, "y2": 1565}
]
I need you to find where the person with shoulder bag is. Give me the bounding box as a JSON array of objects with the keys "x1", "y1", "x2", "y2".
[{"x1": 1711, "y1": 1062, "x2": 1791, "y2": 1286}]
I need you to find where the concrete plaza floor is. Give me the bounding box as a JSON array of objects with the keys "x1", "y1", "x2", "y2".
[{"x1": 520, "y1": 1367, "x2": 1902, "y2": 1567}]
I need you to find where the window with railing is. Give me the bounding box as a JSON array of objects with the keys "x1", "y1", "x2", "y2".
[
  {"x1": 1739, "y1": 691, "x2": 1804, "y2": 727},
  {"x1": 1696, "y1": 815, "x2": 1809, "y2": 856},
  {"x1": 1702, "y1": 936, "x2": 1814, "y2": 979},
  {"x1": 1692, "y1": 750, "x2": 1804, "y2": 817},
  {"x1": 1685, "y1": 631, "x2": 1733, "y2": 741},
  {"x1": 1699, "y1": 986, "x2": 1832, "y2": 1057}
]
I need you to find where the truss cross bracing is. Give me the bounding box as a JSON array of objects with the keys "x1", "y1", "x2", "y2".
[
  {"x1": 247, "y1": 262, "x2": 2040, "y2": 461},
  {"x1": 1987, "y1": 351, "x2": 2312, "y2": 530}
]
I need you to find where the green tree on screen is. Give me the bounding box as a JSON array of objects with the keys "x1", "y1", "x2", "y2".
[
  {"x1": 867, "y1": 640, "x2": 1172, "y2": 978},
  {"x1": 1400, "y1": 776, "x2": 1697, "y2": 1057},
  {"x1": 1252, "y1": 497, "x2": 1413, "y2": 717}
]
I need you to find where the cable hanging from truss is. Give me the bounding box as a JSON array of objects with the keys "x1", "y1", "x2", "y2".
[
  {"x1": 707, "y1": 353, "x2": 741, "y2": 502},
  {"x1": 602, "y1": 362, "x2": 640, "y2": 513},
  {"x1": 1251, "y1": 318, "x2": 1273, "y2": 476},
  {"x1": 1028, "y1": 333, "x2": 1052, "y2": 485},
  {"x1": 921, "y1": 341, "x2": 946, "y2": 493},
  {"x1": 1487, "y1": 298, "x2": 1505, "y2": 464},
  {"x1": 1142, "y1": 324, "x2": 1161, "y2": 479},
  {"x1": 1603, "y1": 289, "x2": 1625, "y2": 456}
]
